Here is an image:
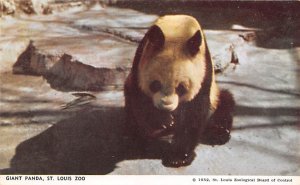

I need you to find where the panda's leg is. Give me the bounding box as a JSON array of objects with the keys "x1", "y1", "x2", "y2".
[
  {"x1": 201, "y1": 90, "x2": 235, "y2": 145},
  {"x1": 162, "y1": 126, "x2": 198, "y2": 167},
  {"x1": 162, "y1": 97, "x2": 211, "y2": 168}
]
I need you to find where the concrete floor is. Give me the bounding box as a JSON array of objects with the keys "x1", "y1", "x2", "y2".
[{"x1": 0, "y1": 3, "x2": 299, "y2": 175}]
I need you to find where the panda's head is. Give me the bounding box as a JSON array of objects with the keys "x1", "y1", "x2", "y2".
[{"x1": 138, "y1": 15, "x2": 208, "y2": 112}]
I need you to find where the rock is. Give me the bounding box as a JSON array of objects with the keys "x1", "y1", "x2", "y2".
[
  {"x1": 238, "y1": 32, "x2": 257, "y2": 42},
  {"x1": 17, "y1": 0, "x2": 36, "y2": 14},
  {"x1": 31, "y1": 0, "x2": 53, "y2": 14},
  {"x1": 4, "y1": 0, "x2": 50, "y2": 15},
  {"x1": 13, "y1": 37, "x2": 133, "y2": 91},
  {"x1": 1, "y1": 0, "x2": 86, "y2": 16},
  {"x1": 213, "y1": 45, "x2": 239, "y2": 74},
  {"x1": 43, "y1": 54, "x2": 128, "y2": 91},
  {"x1": 0, "y1": 0, "x2": 16, "y2": 16}
]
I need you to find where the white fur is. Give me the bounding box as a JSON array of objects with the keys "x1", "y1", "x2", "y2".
[{"x1": 153, "y1": 92, "x2": 179, "y2": 111}]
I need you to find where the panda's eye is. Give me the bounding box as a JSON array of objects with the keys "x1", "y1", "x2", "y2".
[
  {"x1": 176, "y1": 84, "x2": 187, "y2": 96},
  {"x1": 150, "y1": 80, "x2": 162, "y2": 93}
]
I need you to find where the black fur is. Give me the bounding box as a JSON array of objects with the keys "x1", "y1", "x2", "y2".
[
  {"x1": 187, "y1": 30, "x2": 202, "y2": 56},
  {"x1": 147, "y1": 25, "x2": 165, "y2": 51},
  {"x1": 200, "y1": 90, "x2": 235, "y2": 146}
]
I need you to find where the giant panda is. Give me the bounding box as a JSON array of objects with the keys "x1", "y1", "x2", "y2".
[{"x1": 124, "y1": 15, "x2": 235, "y2": 167}]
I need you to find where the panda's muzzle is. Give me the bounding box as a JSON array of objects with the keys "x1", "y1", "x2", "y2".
[
  {"x1": 158, "y1": 101, "x2": 177, "y2": 111},
  {"x1": 153, "y1": 93, "x2": 179, "y2": 112}
]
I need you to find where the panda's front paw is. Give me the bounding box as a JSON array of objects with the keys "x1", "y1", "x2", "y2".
[
  {"x1": 162, "y1": 151, "x2": 196, "y2": 167},
  {"x1": 201, "y1": 124, "x2": 231, "y2": 145}
]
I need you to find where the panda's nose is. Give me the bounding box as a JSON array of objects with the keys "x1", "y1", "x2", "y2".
[
  {"x1": 153, "y1": 91, "x2": 178, "y2": 111},
  {"x1": 161, "y1": 98, "x2": 173, "y2": 105},
  {"x1": 157, "y1": 94, "x2": 179, "y2": 111}
]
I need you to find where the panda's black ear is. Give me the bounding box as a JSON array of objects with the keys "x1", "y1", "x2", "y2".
[
  {"x1": 147, "y1": 25, "x2": 165, "y2": 51},
  {"x1": 187, "y1": 30, "x2": 202, "y2": 56}
]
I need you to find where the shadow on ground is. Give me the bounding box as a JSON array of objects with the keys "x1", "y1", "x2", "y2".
[
  {"x1": 0, "y1": 107, "x2": 168, "y2": 174},
  {"x1": 0, "y1": 105, "x2": 225, "y2": 174},
  {"x1": 0, "y1": 103, "x2": 298, "y2": 174}
]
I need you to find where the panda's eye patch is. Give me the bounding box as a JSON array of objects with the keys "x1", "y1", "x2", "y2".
[
  {"x1": 150, "y1": 80, "x2": 162, "y2": 93},
  {"x1": 176, "y1": 83, "x2": 187, "y2": 96}
]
